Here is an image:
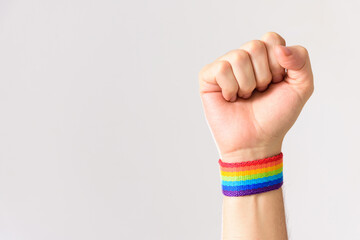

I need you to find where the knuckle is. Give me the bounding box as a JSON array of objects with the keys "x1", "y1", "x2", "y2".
[
  {"x1": 246, "y1": 40, "x2": 265, "y2": 54},
  {"x1": 231, "y1": 50, "x2": 249, "y2": 63},
  {"x1": 216, "y1": 61, "x2": 231, "y2": 74},
  {"x1": 198, "y1": 63, "x2": 211, "y2": 81},
  {"x1": 308, "y1": 82, "x2": 314, "y2": 95},
  {"x1": 198, "y1": 66, "x2": 206, "y2": 79},
  {"x1": 262, "y1": 32, "x2": 286, "y2": 45}
]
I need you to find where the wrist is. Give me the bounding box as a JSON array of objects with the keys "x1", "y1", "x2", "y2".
[
  {"x1": 219, "y1": 151, "x2": 284, "y2": 197},
  {"x1": 220, "y1": 144, "x2": 282, "y2": 163}
]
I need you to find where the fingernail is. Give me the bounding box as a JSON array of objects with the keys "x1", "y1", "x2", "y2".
[
  {"x1": 280, "y1": 46, "x2": 292, "y2": 56},
  {"x1": 272, "y1": 74, "x2": 284, "y2": 83},
  {"x1": 257, "y1": 86, "x2": 268, "y2": 92},
  {"x1": 230, "y1": 95, "x2": 237, "y2": 102},
  {"x1": 242, "y1": 93, "x2": 252, "y2": 99}
]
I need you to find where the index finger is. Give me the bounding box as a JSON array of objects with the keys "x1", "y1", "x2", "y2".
[{"x1": 261, "y1": 32, "x2": 286, "y2": 83}]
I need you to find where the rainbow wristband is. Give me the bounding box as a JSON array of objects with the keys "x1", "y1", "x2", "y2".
[{"x1": 219, "y1": 153, "x2": 283, "y2": 197}]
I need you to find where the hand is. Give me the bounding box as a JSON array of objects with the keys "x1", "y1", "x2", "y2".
[{"x1": 199, "y1": 32, "x2": 314, "y2": 162}]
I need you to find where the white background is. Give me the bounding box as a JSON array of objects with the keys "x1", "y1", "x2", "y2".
[{"x1": 0, "y1": 0, "x2": 359, "y2": 239}]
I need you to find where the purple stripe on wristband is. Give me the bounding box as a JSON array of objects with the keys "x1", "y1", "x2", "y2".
[{"x1": 222, "y1": 182, "x2": 283, "y2": 197}]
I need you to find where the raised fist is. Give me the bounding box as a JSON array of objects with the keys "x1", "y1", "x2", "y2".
[{"x1": 199, "y1": 32, "x2": 313, "y2": 162}]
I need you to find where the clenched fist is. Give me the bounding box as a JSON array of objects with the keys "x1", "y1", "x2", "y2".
[{"x1": 199, "y1": 32, "x2": 314, "y2": 162}]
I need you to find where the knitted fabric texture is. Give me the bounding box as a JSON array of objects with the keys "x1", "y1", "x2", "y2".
[{"x1": 219, "y1": 153, "x2": 283, "y2": 197}]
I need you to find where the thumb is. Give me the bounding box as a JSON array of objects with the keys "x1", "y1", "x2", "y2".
[{"x1": 275, "y1": 45, "x2": 313, "y2": 88}]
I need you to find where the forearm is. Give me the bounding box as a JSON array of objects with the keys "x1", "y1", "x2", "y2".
[
  {"x1": 199, "y1": 32, "x2": 313, "y2": 240},
  {"x1": 222, "y1": 189, "x2": 287, "y2": 240}
]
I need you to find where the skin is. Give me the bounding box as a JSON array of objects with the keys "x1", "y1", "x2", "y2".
[{"x1": 199, "y1": 32, "x2": 314, "y2": 240}]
